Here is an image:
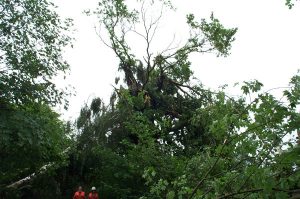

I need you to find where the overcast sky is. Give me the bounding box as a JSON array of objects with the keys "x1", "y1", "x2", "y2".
[{"x1": 53, "y1": 0, "x2": 300, "y2": 120}]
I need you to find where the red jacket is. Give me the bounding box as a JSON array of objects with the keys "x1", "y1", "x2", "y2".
[
  {"x1": 73, "y1": 191, "x2": 85, "y2": 199},
  {"x1": 88, "y1": 192, "x2": 99, "y2": 199}
]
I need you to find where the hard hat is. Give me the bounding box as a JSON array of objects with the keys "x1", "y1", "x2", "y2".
[{"x1": 91, "y1": 187, "x2": 96, "y2": 191}]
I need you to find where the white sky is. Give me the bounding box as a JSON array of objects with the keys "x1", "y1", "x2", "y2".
[{"x1": 53, "y1": 0, "x2": 300, "y2": 120}]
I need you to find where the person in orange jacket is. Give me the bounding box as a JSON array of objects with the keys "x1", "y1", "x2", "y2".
[
  {"x1": 73, "y1": 186, "x2": 85, "y2": 199},
  {"x1": 88, "y1": 187, "x2": 99, "y2": 199}
]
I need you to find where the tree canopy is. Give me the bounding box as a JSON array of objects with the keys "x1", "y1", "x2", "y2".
[
  {"x1": 1, "y1": 0, "x2": 299, "y2": 198},
  {"x1": 0, "y1": 0, "x2": 73, "y2": 107},
  {"x1": 65, "y1": 0, "x2": 299, "y2": 198},
  {"x1": 0, "y1": 0, "x2": 72, "y2": 196}
]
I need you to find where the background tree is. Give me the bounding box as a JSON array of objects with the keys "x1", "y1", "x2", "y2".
[
  {"x1": 0, "y1": 0, "x2": 73, "y2": 107},
  {"x1": 0, "y1": 0, "x2": 73, "y2": 196}
]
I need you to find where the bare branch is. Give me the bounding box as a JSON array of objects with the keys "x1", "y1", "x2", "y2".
[
  {"x1": 169, "y1": 79, "x2": 202, "y2": 96},
  {"x1": 137, "y1": 2, "x2": 164, "y2": 89},
  {"x1": 160, "y1": 34, "x2": 180, "y2": 55},
  {"x1": 129, "y1": 28, "x2": 147, "y2": 40},
  {"x1": 94, "y1": 25, "x2": 113, "y2": 49},
  {"x1": 162, "y1": 41, "x2": 212, "y2": 62},
  {"x1": 174, "y1": 84, "x2": 193, "y2": 98},
  {"x1": 148, "y1": 5, "x2": 163, "y2": 44}
]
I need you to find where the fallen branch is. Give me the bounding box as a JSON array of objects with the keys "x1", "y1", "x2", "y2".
[
  {"x1": 6, "y1": 163, "x2": 53, "y2": 189},
  {"x1": 5, "y1": 147, "x2": 70, "y2": 189}
]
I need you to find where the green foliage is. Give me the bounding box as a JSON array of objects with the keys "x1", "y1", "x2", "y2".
[
  {"x1": 68, "y1": 1, "x2": 300, "y2": 198},
  {"x1": 0, "y1": 0, "x2": 73, "y2": 196},
  {"x1": 135, "y1": 74, "x2": 300, "y2": 199},
  {"x1": 0, "y1": 0, "x2": 73, "y2": 107},
  {"x1": 187, "y1": 13, "x2": 237, "y2": 56},
  {"x1": 286, "y1": 0, "x2": 299, "y2": 8},
  {"x1": 13, "y1": 0, "x2": 299, "y2": 198},
  {"x1": 0, "y1": 103, "x2": 70, "y2": 189}
]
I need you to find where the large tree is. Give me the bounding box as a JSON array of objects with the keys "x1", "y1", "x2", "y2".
[
  {"x1": 16, "y1": 0, "x2": 299, "y2": 198},
  {"x1": 70, "y1": 0, "x2": 300, "y2": 199},
  {"x1": 0, "y1": 0, "x2": 73, "y2": 195},
  {"x1": 70, "y1": 0, "x2": 236, "y2": 197},
  {"x1": 86, "y1": 0, "x2": 237, "y2": 150}
]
